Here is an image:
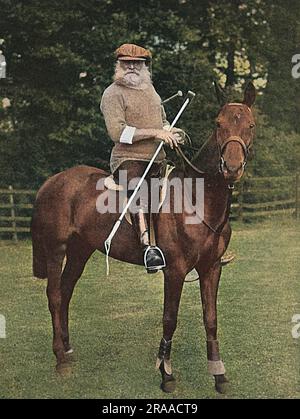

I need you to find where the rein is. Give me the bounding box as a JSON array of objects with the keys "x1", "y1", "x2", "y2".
[
  {"x1": 176, "y1": 145, "x2": 206, "y2": 175},
  {"x1": 174, "y1": 102, "x2": 253, "y2": 280},
  {"x1": 180, "y1": 101, "x2": 254, "y2": 283},
  {"x1": 176, "y1": 143, "x2": 234, "y2": 236},
  {"x1": 178, "y1": 143, "x2": 234, "y2": 284},
  {"x1": 176, "y1": 123, "x2": 250, "y2": 235}
]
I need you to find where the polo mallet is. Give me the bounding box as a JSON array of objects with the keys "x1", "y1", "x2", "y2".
[
  {"x1": 161, "y1": 90, "x2": 183, "y2": 105},
  {"x1": 104, "y1": 90, "x2": 196, "y2": 275}
]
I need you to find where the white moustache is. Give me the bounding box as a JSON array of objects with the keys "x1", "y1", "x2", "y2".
[{"x1": 126, "y1": 70, "x2": 139, "y2": 75}]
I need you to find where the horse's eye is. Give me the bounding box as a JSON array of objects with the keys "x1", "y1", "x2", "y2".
[
  {"x1": 250, "y1": 123, "x2": 255, "y2": 129},
  {"x1": 216, "y1": 121, "x2": 221, "y2": 128}
]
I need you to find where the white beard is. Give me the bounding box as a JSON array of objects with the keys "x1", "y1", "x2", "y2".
[
  {"x1": 114, "y1": 62, "x2": 152, "y2": 90},
  {"x1": 123, "y1": 72, "x2": 141, "y2": 86}
]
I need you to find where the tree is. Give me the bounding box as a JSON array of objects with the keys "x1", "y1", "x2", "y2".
[
  {"x1": 261, "y1": 0, "x2": 300, "y2": 133},
  {"x1": 0, "y1": 0, "x2": 216, "y2": 186},
  {"x1": 0, "y1": 0, "x2": 299, "y2": 187}
]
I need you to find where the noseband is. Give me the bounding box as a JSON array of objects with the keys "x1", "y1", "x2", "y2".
[{"x1": 219, "y1": 135, "x2": 250, "y2": 174}]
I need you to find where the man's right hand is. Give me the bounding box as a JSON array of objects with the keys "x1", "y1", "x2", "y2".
[{"x1": 155, "y1": 129, "x2": 179, "y2": 149}]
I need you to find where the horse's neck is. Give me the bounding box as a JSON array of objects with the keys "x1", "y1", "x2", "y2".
[
  {"x1": 203, "y1": 178, "x2": 231, "y2": 228},
  {"x1": 192, "y1": 131, "x2": 220, "y2": 174},
  {"x1": 187, "y1": 132, "x2": 232, "y2": 228}
]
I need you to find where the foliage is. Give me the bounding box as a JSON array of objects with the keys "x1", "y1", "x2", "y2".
[
  {"x1": 0, "y1": 0, "x2": 299, "y2": 188},
  {"x1": 248, "y1": 110, "x2": 300, "y2": 177},
  {"x1": 261, "y1": 0, "x2": 300, "y2": 133}
]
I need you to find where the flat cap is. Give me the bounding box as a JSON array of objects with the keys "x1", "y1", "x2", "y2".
[{"x1": 115, "y1": 43, "x2": 152, "y2": 61}]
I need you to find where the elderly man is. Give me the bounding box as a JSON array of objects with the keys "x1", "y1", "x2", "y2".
[{"x1": 100, "y1": 43, "x2": 183, "y2": 273}]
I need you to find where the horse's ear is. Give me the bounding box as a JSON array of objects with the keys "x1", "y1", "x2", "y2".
[
  {"x1": 243, "y1": 81, "x2": 256, "y2": 108},
  {"x1": 214, "y1": 81, "x2": 227, "y2": 106}
]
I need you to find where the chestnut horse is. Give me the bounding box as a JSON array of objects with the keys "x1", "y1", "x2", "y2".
[{"x1": 31, "y1": 82, "x2": 256, "y2": 393}]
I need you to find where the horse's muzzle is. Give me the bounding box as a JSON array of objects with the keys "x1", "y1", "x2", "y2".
[{"x1": 221, "y1": 158, "x2": 245, "y2": 182}]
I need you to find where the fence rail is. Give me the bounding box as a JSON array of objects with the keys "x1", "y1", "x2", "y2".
[
  {"x1": 0, "y1": 185, "x2": 35, "y2": 241},
  {"x1": 230, "y1": 174, "x2": 299, "y2": 222},
  {"x1": 0, "y1": 175, "x2": 299, "y2": 241}
]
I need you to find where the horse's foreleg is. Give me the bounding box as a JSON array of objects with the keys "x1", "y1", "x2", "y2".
[
  {"x1": 197, "y1": 263, "x2": 229, "y2": 394},
  {"x1": 60, "y1": 242, "x2": 93, "y2": 355},
  {"x1": 157, "y1": 270, "x2": 185, "y2": 393},
  {"x1": 46, "y1": 243, "x2": 67, "y2": 372}
]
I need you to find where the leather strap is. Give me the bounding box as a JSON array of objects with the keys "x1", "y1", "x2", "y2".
[
  {"x1": 149, "y1": 212, "x2": 156, "y2": 246},
  {"x1": 220, "y1": 135, "x2": 248, "y2": 157},
  {"x1": 176, "y1": 145, "x2": 206, "y2": 175}
]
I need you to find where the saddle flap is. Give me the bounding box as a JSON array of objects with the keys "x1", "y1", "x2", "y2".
[{"x1": 158, "y1": 163, "x2": 175, "y2": 211}]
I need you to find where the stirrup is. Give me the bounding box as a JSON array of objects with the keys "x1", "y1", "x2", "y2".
[{"x1": 144, "y1": 245, "x2": 166, "y2": 273}]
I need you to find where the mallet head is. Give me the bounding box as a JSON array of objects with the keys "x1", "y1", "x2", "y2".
[{"x1": 187, "y1": 90, "x2": 196, "y2": 101}]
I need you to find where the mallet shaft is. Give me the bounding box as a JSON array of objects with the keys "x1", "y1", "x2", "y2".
[{"x1": 161, "y1": 90, "x2": 183, "y2": 104}]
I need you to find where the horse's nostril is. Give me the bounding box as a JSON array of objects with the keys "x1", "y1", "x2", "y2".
[
  {"x1": 224, "y1": 162, "x2": 238, "y2": 173},
  {"x1": 224, "y1": 161, "x2": 243, "y2": 173}
]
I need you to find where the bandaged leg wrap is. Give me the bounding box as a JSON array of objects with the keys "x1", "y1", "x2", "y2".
[
  {"x1": 208, "y1": 360, "x2": 226, "y2": 375},
  {"x1": 155, "y1": 338, "x2": 172, "y2": 375},
  {"x1": 207, "y1": 340, "x2": 225, "y2": 375}
]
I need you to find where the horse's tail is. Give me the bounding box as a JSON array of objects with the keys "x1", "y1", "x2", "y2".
[{"x1": 31, "y1": 207, "x2": 47, "y2": 279}]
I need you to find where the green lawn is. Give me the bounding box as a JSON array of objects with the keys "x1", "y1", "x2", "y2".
[{"x1": 0, "y1": 219, "x2": 299, "y2": 399}]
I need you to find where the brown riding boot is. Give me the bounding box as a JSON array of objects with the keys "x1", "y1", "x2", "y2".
[{"x1": 131, "y1": 209, "x2": 165, "y2": 273}]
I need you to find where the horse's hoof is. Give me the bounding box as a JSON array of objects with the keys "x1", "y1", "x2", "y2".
[
  {"x1": 158, "y1": 361, "x2": 176, "y2": 393},
  {"x1": 214, "y1": 375, "x2": 229, "y2": 394},
  {"x1": 56, "y1": 362, "x2": 72, "y2": 377},
  {"x1": 161, "y1": 375, "x2": 176, "y2": 393}
]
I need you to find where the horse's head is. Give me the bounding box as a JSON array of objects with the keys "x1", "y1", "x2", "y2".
[{"x1": 214, "y1": 81, "x2": 256, "y2": 183}]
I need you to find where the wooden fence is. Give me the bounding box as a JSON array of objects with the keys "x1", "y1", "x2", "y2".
[
  {"x1": 0, "y1": 186, "x2": 36, "y2": 242},
  {"x1": 0, "y1": 174, "x2": 299, "y2": 241},
  {"x1": 231, "y1": 174, "x2": 300, "y2": 221}
]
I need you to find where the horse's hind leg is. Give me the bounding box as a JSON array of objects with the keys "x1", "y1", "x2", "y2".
[
  {"x1": 197, "y1": 262, "x2": 229, "y2": 394},
  {"x1": 60, "y1": 237, "x2": 94, "y2": 355},
  {"x1": 156, "y1": 268, "x2": 185, "y2": 393},
  {"x1": 45, "y1": 242, "x2": 68, "y2": 371}
]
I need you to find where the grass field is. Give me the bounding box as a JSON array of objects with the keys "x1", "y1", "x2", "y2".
[{"x1": 0, "y1": 219, "x2": 299, "y2": 399}]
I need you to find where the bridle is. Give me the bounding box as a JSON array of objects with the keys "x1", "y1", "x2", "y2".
[
  {"x1": 177, "y1": 102, "x2": 253, "y2": 180},
  {"x1": 176, "y1": 101, "x2": 254, "y2": 264},
  {"x1": 218, "y1": 135, "x2": 251, "y2": 175},
  {"x1": 177, "y1": 134, "x2": 252, "y2": 179},
  {"x1": 217, "y1": 103, "x2": 253, "y2": 176}
]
